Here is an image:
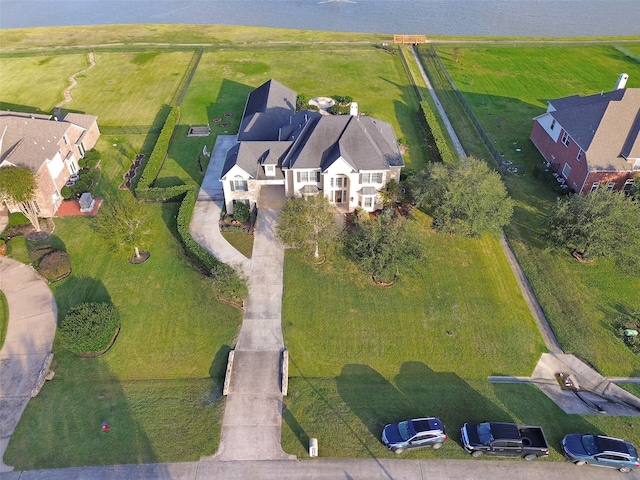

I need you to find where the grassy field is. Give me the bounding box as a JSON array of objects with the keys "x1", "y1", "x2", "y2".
[
  {"x1": 418, "y1": 42, "x2": 640, "y2": 376},
  {"x1": 0, "y1": 290, "x2": 7, "y2": 350}
]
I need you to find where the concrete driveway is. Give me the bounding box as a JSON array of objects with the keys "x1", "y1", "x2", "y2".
[{"x1": 0, "y1": 257, "x2": 57, "y2": 473}]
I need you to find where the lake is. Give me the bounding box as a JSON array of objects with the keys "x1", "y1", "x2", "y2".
[{"x1": 1, "y1": 0, "x2": 639, "y2": 37}]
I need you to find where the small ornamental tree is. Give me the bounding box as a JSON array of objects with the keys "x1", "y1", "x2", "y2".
[
  {"x1": 277, "y1": 195, "x2": 339, "y2": 260},
  {"x1": 59, "y1": 302, "x2": 120, "y2": 355},
  {"x1": 346, "y1": 208, "x2": 423, "y2": 284},
  {"x1": 92, "y1": 194, "x2": 150, "y2": 260},
  {"x1": 0, "y1": 166, "x2": 41, "y2": 232}
]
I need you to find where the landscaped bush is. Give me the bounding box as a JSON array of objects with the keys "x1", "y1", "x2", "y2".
[
  {"x1": 232, "y1": 202, "x2": 250, "y2": 223},
  {"x1": 79, "y1": 149, "x2": 101, "y2": 169},
  {"x1": 420, "y1": 101, "x2": 457, "y2": 165},
  {"x1": 59, "y1": 302, "x2": 120, "y2": 356},
  {"x1": 28, "y1": 244, "x2": 55, "y2": 263},
  {"x1": 8, "y1": 212, "x2": 30, "y2": 227},
  {"x1": 37, "y1": 250, "x2": 72, "y2": 282},
  {"x1": 65, "y1": 169, "x2": 101, "y2": 198},
  {"x1": 135, "y1": 106, "x2": 180, "y2": 199}
]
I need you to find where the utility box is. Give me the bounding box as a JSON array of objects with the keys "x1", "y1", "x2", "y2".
[{"x1": 309, "y1": 438, "x2": 318, "y2": 457}]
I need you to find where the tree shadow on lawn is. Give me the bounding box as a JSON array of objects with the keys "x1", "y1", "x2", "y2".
[
  {"x1": 4, "y1": 348, "x2": 162, "y2": 470},
  {"x1": 205, "y1": 78, "x2": 253, "y2": 131},
  {"x1": 52, "y1": 275, "x2": 112, "y2": 320}
]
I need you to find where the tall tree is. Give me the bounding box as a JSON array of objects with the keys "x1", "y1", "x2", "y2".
[
  {"x1": 407, "y1": 157, "x2": 513, "y2": 237},
  {"x1": 0, "y1": 166, "x2": 41, "y2": 232},
  {"x1": 277, "y1": 194, "x2": 338, "y2": 259},
  {"x1": 346, "y1": 208, "x2": 423, "y2": 284},
  {"x1": 547, "y1": 189, "x2": 640, "y2": 274},
  {"x1": 92, "y1": 194, "x2": 150, "y2": 260}
]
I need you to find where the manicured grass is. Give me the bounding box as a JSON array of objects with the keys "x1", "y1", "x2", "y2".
[
  {"x1": 0, "y1": 290, "x2": 7, "y2": 350},
  {"x1": 4, "y1": 203, "x2": 241, "y2": 468},
  {"x1": 419, "y1": 42, "x2": 640, "y2": 376},
  {"x1": 221, "y1": 231, "x2": 253, "y2": 259}
]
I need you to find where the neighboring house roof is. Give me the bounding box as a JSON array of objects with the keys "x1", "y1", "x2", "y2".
[
  {"x1": 547, "y1": 88, "x2": 640, "y2": 170},
  {"x1": 0, "y1": 112, "x2": 71, "y2": 171},
  {"x1": 223, "y1": 79, "x2": 404, "y2": 180}
]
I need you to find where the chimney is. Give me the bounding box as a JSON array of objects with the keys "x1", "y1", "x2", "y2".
[
  {"x1": 350, "y1": 102, "x2": 358, "y2": 117},
  {"x1": 615, "y1": 73, "x2": 629, "y2": 90}
]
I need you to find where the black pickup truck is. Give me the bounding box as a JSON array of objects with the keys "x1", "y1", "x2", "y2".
[{"x1": 461, "y1": 422, "x2": 550, "y2": 460}]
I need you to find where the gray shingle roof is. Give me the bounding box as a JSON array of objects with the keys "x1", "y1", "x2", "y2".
[
  {"x1": 237, "y1": 79, "x2": 297, "y2": 141},
  {"x1": 0, "y1": 112, "x2": 74, "y2": 171}
]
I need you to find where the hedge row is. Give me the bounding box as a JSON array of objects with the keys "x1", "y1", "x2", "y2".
[
  {"x1": 420, "y1": 101, "x2": 457, "y2": 165},
  {"x1": 177, "y1": 189, "x2": 220, "y2": 272},
  {"x1": 177, "y1": 190, "x2": 248, "y2": 304},
  {"x1": 136, "y1": 184, "x2": 192, "y2": 202},
  {"x1": 135, "y1": 106, "x2": 181, "y2": 199}
]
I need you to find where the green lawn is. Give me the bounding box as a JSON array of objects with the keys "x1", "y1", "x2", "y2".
[
  {"x1": 0, "y1": 290, "x2": 7, "y2": 350},
  {"x1": 418, "y1": 42, "x2": 640, "y2": 376}
]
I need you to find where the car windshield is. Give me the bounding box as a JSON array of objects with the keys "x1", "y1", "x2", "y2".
[
  {"x1": 478, "y1": 423, "x2": 494, "y2": 444},
  {"x1": 397, "y1": 421, "x2": 412, "y2": 441},
  {"x1": 581, "y1": 435, "x2": 597, "y2": 455}
]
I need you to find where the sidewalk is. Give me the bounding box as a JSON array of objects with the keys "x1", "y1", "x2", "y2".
[{"x1": 0, "y1": 258, "x2": 57, "y2": 473}]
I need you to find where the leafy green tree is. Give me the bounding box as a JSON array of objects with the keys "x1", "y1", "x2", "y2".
[
  {"x1": 547, "y1": 189, "x2": 640, "y2": 274},
  {"x1": 346, "y1": 208, "x2": 423, "y2": 283},
  {"x1": 232, "y1": 201, "x2": 250, "y2": 223},
  {"x1": 0, "y1": 166, "x2": 41, "y2": 231},
  {"x1": 629, "y1": 174, "x2": 640, "y2": 200},
  {"x1": 277, "y1": 195, "x2": 339, "y2": 260},
  {"x1": 407, "y1": 157, "x2": 513, "y2": 237},
  {"x1": 92, "y1": 194, "x2": 150, "y2": 260}
]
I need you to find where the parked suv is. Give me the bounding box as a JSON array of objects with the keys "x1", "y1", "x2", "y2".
[
  {"x1": 562, "y1": 433, "x2": 640, "y2": 473},
  {"x1": 381, "y1": 417, "x2": 447, "y2": 454}
]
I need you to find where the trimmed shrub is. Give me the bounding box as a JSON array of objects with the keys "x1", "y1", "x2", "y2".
[
  {"x1": 59, "y1": 302, "x2": 120, "y2": 355},
  {"x1": 60, "y1": 186, "x2": 73, "y2": 199},
  {"x1": 420, "y1": 101, "x2": 457, "y2": 165},
  {"x1": 232, "y1": 202, "x2": 250, "y2": 223},
  {"x1": 28, "y1": 244, "x2": 55, "y2": 263},
  {"x1": 135, "y1": 106, "x2": 180, "y2": 198},
  {"x1": 8, "y1": 212, "x2": 30, "y2": 227},
  {"x1": 37, "y1": 250, "x2": 72, "y2": 282}
]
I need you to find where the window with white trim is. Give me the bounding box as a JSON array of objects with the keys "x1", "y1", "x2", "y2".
[
  {"x1": 606, "y1": 182, "x2": 615, "y2": 192},
  {"x1": 561, "y1": 131, "x2": 570, "y2": 147},
  {"x1": 331, "y1": 177, "x2": 347, "y2": 188},
  {"x1": 233, "y1": 199, "x2": 250, "y2": 206},
  {"x1": 265, "y1": 165, "x2": 275, "y2": 177},
  {"x1": 363, "y1": 196, "x2": 373, "y2": 208},
  {"x1": 360, "y1": 172, "x2": 383, "y2": 184},
  {"x1": 576, "y1": 149, "x2": 583, "y2": 162},
  {"x1": 562, "y1": 163, "x2": 571, "y2": 178},
  {"x1": 590, "y1": 182, "x2": 600, "y2": 193},
  {"x1": 550, "y1": 119, "x2": 556, "y2": 130},
  {"x1": 231, "y1": 177, "x2": 248, "y2": 191},
  {"x1": 623, "y1": 179, "x2": 635, "y2": 193},
  {"x1": 296, "y1": 170, "x2": 319, "y2": 183}
]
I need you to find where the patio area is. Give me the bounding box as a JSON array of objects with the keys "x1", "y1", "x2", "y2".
[{"x1": 55, "y1": 198, "x2": 103, "y2": 217}]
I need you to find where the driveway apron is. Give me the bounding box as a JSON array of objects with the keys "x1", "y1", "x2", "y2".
[{"x1": 0, "y1": 257, "x2": 57, "y2": 472}]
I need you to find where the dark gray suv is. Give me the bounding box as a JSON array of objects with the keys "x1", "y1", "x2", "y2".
[{"x1": 381, "y1": 417, "x2": 447, "y2": 454}]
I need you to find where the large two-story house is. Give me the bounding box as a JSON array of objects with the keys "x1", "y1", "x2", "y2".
[
  {"x1": 530, "y1": 82, "x2": 639, "y2": 194},
  {"x1": 220, "y1": 79, "x2": 404, "y2": 214},
  {"x1": 0, "y1": 110, "x2": 100, "y2": 217}
]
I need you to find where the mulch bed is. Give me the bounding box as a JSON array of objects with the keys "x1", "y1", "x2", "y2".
[{"x1": 129, "y1": 250, "x2": 151, "y2": 264}]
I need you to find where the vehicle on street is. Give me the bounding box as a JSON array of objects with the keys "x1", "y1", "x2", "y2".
[
  {"x1": 460, "y1": 422, "x2": 549, "y2": 460},
  {"x1": 381, "y1": 417, "x2": 447, "y2": 454},
  {"x1": 562, "y1": 433, "x2": 640, "y2": 473}
]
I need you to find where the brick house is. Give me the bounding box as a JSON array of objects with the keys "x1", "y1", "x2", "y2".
[
  {"x1": 530, "y1": 87, "x2": 640, "y2": 194},
  {"x1": 0, "y1": 111, "x2": 100, "y2": 217},
  {"x1": 220, "y1": 79, "x2": 404, "y2": 214}
]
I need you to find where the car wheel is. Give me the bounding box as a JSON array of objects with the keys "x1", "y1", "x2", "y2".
[
  {"x1": 432, "y1": 443, "x2": 443, "y2": 450},
  {"x1": 471, "y1": 450, "x2": 483, "y2": 458},
  {"x1": 523, "y1": 454, "x2": 537, "y2": 461},
  {"x1": 393, "y1": 448, "x2": 404, "y2": 455},
  {"x1": 574, "y1": 461, "x2": 586, "y2": 466},
  {"x1": 619, "y1": 467, "x2": 632, "y2": 473}
]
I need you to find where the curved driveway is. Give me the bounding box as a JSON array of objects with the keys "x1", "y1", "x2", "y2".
[{"x1": 0, "y1": 257, "x2": 57, "y2": 473}]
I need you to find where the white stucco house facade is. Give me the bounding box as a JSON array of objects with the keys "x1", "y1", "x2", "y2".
[{"x1": 220, "y1": 79, "x2": 404, "y2": 214}]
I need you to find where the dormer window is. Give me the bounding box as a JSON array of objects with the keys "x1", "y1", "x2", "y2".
[{"x1": 265, "y1": 165, "x2": 275, "y2": 177}]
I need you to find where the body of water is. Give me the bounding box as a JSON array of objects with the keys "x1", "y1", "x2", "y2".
[{"x1": 1, "y1": 0, "x2": 639, "y2": 37}]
